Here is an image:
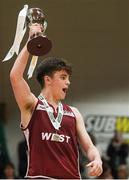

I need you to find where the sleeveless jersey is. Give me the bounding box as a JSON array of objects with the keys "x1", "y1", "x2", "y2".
[{"x1": 21, "y1": 98, "x2": 81, "y2": 179}]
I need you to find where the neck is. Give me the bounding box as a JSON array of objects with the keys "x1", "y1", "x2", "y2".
[{"x1": 40, "y1": 89, "x2": 59, "y2": 109}]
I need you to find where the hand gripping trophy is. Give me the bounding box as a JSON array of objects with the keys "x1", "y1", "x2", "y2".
[{"x1": 2, "y1": 5, "x2": 52, "y2": 78}]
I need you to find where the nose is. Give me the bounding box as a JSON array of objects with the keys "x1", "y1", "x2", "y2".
[{"x1": 66, "y1": 79, "x2": 70, "y2": 86}]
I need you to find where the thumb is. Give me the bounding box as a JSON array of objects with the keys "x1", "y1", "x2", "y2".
[{"x1": 86, "y1": 161, "x2": 94, "y2": 167}]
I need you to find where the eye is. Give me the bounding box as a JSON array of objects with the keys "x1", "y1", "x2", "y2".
[{"x1": 60, "y1": 76, "x2": 66, "y2": 80}]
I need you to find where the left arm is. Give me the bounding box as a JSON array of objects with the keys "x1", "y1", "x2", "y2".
[{"x1": 72, "y1": 107, "x2": 103, "y2": 177}]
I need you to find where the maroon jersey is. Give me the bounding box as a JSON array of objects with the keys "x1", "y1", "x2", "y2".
[{"x1": 21, "y1": 98, "x2": 81, "y2": 179}]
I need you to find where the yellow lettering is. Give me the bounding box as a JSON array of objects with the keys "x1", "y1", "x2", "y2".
[{"x1": 116, "y1": 117, "x2": 129, "y2": 133}]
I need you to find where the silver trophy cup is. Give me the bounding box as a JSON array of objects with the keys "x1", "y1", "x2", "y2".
[{"x1": 26, "y1": 8, "x2": 52, "y2": 56}]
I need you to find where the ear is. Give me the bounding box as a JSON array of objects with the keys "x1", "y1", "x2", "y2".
[{"x1": 44, "y1": 75, "x2": 52, "y2": 85}]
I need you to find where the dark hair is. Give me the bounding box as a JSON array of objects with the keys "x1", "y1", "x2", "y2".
[{"x1": 36, "y1": 57, "x2": 72, "y2": 88}]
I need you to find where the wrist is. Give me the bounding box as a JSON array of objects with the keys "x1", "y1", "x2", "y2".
[{"x1": 94, "y1": 158, "x2": 102, "y2": 164}]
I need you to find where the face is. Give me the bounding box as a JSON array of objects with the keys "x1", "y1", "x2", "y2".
[
  {"x1": 45, "y1": 70, "x2": 70, "y2": 100},
  {"x1": 118, "y1": 166, "x2": 128, "y2": 179},
  {"x1": 4, "y1": 165, "x2": 14, "y2": 178}
]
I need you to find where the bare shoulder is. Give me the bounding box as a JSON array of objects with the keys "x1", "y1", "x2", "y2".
[
  {"x1": 70, "y1": 106, "x2": 83, "y2": 121},
  {"x1": 21, "y1": 95, "x2": 38, "y2": 129}
]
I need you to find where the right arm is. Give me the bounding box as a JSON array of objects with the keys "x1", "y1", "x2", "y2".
[
  {"x1": 10, "y1": 24, "x2": 42, "y2": 127},
  {"x1": 10, "y1": 45, "x2": 36, "y2": 111}
]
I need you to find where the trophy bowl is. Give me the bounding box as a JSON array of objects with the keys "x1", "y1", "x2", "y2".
[{"x1": 26, "y1": 8, "x2": 52, "y2": 56}]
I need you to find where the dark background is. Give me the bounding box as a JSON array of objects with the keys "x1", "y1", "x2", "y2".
[{"x1": 0, "y1": 0, "x2": 129, "y2": 115}]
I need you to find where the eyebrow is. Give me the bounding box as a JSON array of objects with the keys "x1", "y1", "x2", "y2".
[{"x1": 60, "y1": 74, "x2": 68, "y2": 77}]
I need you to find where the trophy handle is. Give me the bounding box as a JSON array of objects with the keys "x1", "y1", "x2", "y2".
[{"x1": 27, "y1": 36, "x2": 52, "y2": 56}]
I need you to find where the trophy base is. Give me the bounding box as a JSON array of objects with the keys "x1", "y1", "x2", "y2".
[{"x1": 27, "y1": 36, "x2": 52, "y2": 56}]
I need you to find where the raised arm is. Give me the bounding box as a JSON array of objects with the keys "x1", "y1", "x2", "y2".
[
  {"x1": 72, "y1": 107, "x2": 103, "y2": 177},
  {"x1": 10, "y1": 24, "x2": 42, "y2": 126},
  {"x1": 10, "y1": 45, "x2": 36, "y2": 110}
]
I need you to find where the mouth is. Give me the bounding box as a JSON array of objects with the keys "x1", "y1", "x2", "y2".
[{"x1": 62, "y1": 88, "x2": 68, "y2": 94}]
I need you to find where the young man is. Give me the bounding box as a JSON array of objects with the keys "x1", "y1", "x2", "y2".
[{"x1": 10, "y1": 24, "x2": 103, "y2": 179}]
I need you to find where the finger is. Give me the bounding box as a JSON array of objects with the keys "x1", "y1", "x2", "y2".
[
  {"x1": 88, "y1": 167, "x2": 99, "y2": 176},
  {"x1": 31, "y1": 23, "x2": 40, "y2": 26},
  {"x1": 86, "y1": 162, "x2": 93, "y2": 167},
  {"x1": 91, "y1": 170, "x2": 102, "y2": 177},
  {"x1": 87, "y1": 163, "x2": 101, "y2": 176},
  {"x1": 89, "y1": 166, "x2": 103, "y2": 177}
]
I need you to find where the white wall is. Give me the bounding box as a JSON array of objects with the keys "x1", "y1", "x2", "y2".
[{"x1": 74, "y1": 90, "x2": 129, "y2": 117}]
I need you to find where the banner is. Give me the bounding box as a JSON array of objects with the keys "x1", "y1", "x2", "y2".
[{"x1": 85, "y1": 115, "x2": 129, "y2": 150}]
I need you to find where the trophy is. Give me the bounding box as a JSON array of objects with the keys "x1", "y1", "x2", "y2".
[
  {"x1": 26, "y1": 8, "x2": 52, "y2": 56},
  {"x1": 3, "y1": 5, "x2": 52, "y2": 78}
]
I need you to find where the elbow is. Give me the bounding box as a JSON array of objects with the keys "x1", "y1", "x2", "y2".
[
  {"x1": 10, "y1": 70, "x2": 15, "y2": 81},
  {"x1": 10, "y1": 69, "x2": 23, "y2": 85},
  {"x1": 10, "y1": 70, "x2": 18, "y2": 84},
  {"x1": 10, "y1": 70, "x2": 14, "y2": 81}
]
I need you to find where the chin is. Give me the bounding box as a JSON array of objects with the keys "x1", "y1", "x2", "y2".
[
  {"x1": 57, "y1": 92, "x2": 66, "y2": 101},
  {"x1": 60, "y1": 95, "x2": 66, "y2": 100},
  {"x1": 60, "y1": 97, "x2": 65, "y2": 101}
]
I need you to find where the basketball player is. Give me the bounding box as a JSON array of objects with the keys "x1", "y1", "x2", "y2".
[{"x1": 10, "y1": 24, "x2": 103, "y2": 179}]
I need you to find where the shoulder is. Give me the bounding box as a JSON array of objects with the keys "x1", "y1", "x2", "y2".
[
  {"x1": 70, "y1": 106, "x2": 87, "y2": 139},
  {"x1": 63, "y1": 104, "x2": 84, "y2": 123},
  {"x1": 70, "y1": 106, "x2": 83, "y2": 121}
]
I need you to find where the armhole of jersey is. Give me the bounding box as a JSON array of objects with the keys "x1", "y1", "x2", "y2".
[
  {"x1": 20, "y1": 98, "x2": 39, "y2": 131},
  {"x1": 68, "y1": 106, "x2": 77, "y2": 120}
]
